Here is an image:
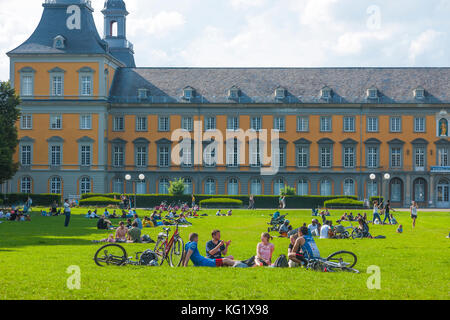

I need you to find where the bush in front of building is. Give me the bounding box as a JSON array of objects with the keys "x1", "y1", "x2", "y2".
[
  {"x1": 78, "y1": 193, "x2": 358, "y2": 209},
  {"x1": 200, "y1": 198, "x2": 243, "y2": 209},
  {"x1": 79, "y1": 196, "x2": 121, "y2": 207},
  {"x1": 369, "y1": 196, "x2": 384, "y2": 206},
  {"x1": 324, "y1": 198, "x2": 365, "y2": 209},
  {"x1": 0, "y1": 193, "x2": 61, "y2": 206}
]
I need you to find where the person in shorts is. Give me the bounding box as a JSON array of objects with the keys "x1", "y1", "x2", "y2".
[
  {"x1": 183, "y1": 233, "x2": 237, "y2": 267},
  {"x1": 288, "y1": 226, "x2": 321, "y2": 267},
  {"x1": 410, "y1": 201, "x2": 419, "y2": 228}
]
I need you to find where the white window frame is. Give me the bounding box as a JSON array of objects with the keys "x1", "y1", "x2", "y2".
[
  {"x1": 182, "y1": 117, "x2": 193, "y2": 132},
  {"x1": 21, "y1": 177, "x2": 32, "y2": 194},
  {"x1": 21, "y1": 145, "x2": 32, "y2": 166},
  {"x1": 158, "y1": 116, "x2": 170, "y2": 132},
  {"x1": 251, "y1": 117, "x2": 262, "y2": 131},
  {"x1": 390, "y1": 117, "x2": 402, "y2": 132},
  {"x1": 113, "y1": 116, "x2": 125, "y2": 131},
  {"x1": 320, "y1": 116, "x2": 332, "y2": 132},
  {"x1": 343, "y1": 116, "x2": 355, "y2": 132},
  {"x1": 80, "y1": 114, "x2": 92, "y2": 130},
  {"x1": 80, "y1": 145, "x2": 91, "y2": 166},
  {"x1": 344, "y1": 147, "x2": 355, "y2": 168},
  {"x1": 50, "y1": 114, "x2": 62, "y2": 130},
  {"x1": 414, "y1": 117, "x2": 426, "y2": 133},
  {"x1": 297, "y1": 116, "x2": 309, "y2": 132},
  {"x1": 21, "y1": 114, "x2": 33, "y2": 130},
  {"x1": 367, "y1": 117, "x2": 379, "y2": 132},
  {"x1": 136, "y1": 116, "x2": 147, "y2": 132}
]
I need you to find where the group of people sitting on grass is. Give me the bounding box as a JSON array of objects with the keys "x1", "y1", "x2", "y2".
[
  {"x1": 0, "y1": 208, "x2": 31, "y2": 222},
  {"x1": 95, "y1": 213, "x2": 155, "y2": 244},
  {"x1": 183, "y1": 226, "x2": 321, "y2": 268}
]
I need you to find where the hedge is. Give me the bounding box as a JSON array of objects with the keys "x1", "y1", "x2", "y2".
[
  {"x1": 324, "y1": 198, "x2": 365, "y2": 209},
  {"x1": 369, "y1": 196, "x2": 384, "y2": 206},
  {"x1": 0, "y1": 193, "x2": 61, "y2": 206},
  {"x1": 79, "y1": 197, "x2": 121, "y2": 207},
  {"x1": 80, "y1": 193, "x2": 357, "y2": 209},
  {"x1": 200, "y1": 198, "x2": 243, "y2": 209}
]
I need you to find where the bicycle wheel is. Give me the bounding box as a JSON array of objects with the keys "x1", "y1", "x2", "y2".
[
  {"x1": 326, "y1": 250, "x2": 357, "y2": 269},
  {"x1": 154, "y1": 238, "x2": 168, "y2": 266},
  {"x1": 170, "y1": 237, "x2": 185, "y2": 267},
  {"x1": 351, "y1": 228, "x2": 363, "y2": 239},
  {"x1": 94, "y1": 244, "x2": 127, "y2": 267}
]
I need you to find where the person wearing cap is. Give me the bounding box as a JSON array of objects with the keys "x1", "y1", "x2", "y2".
[{"x1": 308, "y1": 219, "x2": 320, "y2": 237}]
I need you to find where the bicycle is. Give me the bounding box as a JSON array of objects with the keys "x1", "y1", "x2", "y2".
[
  {"x1": 306, "y1": 250, "x2": 359, "y2": 273},
  {"x1": 153, "y1": 223, "x2": 185, "y2": 267},
  {"x1": 93, "y1": 243, "x2": 158, "y2": 267},
  {"x1": 351, "y1": 227, "x2": 372, "y2": 239}
]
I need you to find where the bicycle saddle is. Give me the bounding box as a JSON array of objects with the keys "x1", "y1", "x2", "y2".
[{"x1": 163, "y1": 227, "x2": 171, "y2": 232}]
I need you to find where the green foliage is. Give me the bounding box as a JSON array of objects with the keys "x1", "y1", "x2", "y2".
[
  {"x1": 79, "y1": 193, "x2": 358, "y2": 209},
  {"x1": 0, "y1": 193, "x2": 61, "y2": 206},
  {"x1": 200, "y1": 198, "x2": 243, "y2": 208},
  {"x1": 324, "y1": 198, "x2": 365, "y2": 209},
  {"x1": 168, "y1": 178, "x2": 186, "y2": 196},
  {"x1": 0, "y1": 81, "x2": 21, "y2": 184},
  {"x1": 79, "y1": 197, "x2": 121, "y2": 207},
  {"x1": 280, "y1": 186, "x2": 296, "y2": 196},
  {"x1": 369, "y1": 196, "x2": 384, "y2": 206}
]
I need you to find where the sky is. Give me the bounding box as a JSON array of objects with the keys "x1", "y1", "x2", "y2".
[{"x1": 1, "y1": 0, "x2": 450, "y2": 81}]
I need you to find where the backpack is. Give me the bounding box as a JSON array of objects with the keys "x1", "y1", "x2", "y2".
[
  {"x1": 139, "y1": 250, "x2": 158, "y2": 266},
  {"x1": 274, "y1": 254, "x2": 289, "y2": 268}
]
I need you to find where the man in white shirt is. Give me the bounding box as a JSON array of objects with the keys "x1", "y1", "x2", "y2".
[
  {"x1": 308, "y1": 219, "x2": 319, "y2": 237},
  {"x1": 63, "y1": 199, "x2": 71, "y2": 227},
  {"x1": 320, "y1": 221, "x2": 332, "y2": 239}
]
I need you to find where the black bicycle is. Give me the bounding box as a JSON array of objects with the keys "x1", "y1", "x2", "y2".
[{"x1": 94, "y1": 243, "x2": 158, "y2": 267}]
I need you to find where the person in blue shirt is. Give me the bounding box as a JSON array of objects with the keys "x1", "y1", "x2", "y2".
[
  {"x1": 273, "y1": 211, "x2": 280, "y2": 219},
  {"x1": 288, "y1": 226, "x2": 321, "y2": 267},
  {"x1": 133, "y1": 214, "x2": 143, "y2": 230},
  {"x1": 183, "y1": 233, "x2": 238, "y2": 267}
]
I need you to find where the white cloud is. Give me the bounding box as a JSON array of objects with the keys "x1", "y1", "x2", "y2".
[
  {"x1": 230, "y1": 0, "x2": 267, "y2": 9},
  {"x1": 127, "y1": 11, "x2": 186, "y2": 37},
  {"x1": 409, "y1": 29, "x2": 444, "y2": 64}
]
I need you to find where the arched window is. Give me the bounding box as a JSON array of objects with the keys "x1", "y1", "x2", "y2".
[
  {"x1": 437, "y1": 179, "x2": 449, "y2": 203},
  {"x1": 136, "y1": 180, "x2": 146, "y2": 195},
  {"x1": 343, "y1": 178, "x2": 355, "y2": 196},
  {"x1": 21, "y1": 177, "x2": 32, "y2": 194},
  {"x1": 159, "y1": 178, "x2": 169, "y2": 194},
  {"x1": 390, "y1": 178, "x2": 403, "y2": 202},
  {"x1": 320, "y1": 179, "x2": 332, "y2": 196},
  {"x1": 274, "y1": 178, "x2": 285, "y2": 196},
  {"x1": 113, "y1": 178, "x2": 123, "y2": 194},
  {"x1": 368, "y1": 180, "x2": 378, "y2": 198},
  {"x1": 297, "y1": 179, "x2": 308, "y2": 196},
  {"x1": 250, "y1": 179, "x2": 262, "y2": 195},
  {"x1": 110, "y1": 21, "x2": 118, "y2": 37},
  {"x1": 413, "y1": 178, "x2": 427, "y2": 202},
  {"x1": 205, "y1": 178, "x2": 216, "y2": 195},
  {"x1": 228, "y1": 178, "x2": 239, "y2": 195},
  {"x1": 50, "y1": 177, "x2": 62, "y2": 194},
  {"x1": 80, "y1": 177, "x2": 91, "y2": 194},
  {"x1": 183, "y1": 178, "x2": 193, "y2": 195}
]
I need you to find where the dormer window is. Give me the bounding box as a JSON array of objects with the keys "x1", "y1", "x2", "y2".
[
  {"x1": 183, "y1": 87, "x2": 195, "y2": 101},
  {"x1": 53, "y1": 35, "x2": 66, "y2": 49},
  {"x1": 321, "y1": 87, "x2": 332, "y2": 100},
  {"x1": 138, "y1": 89, "x2": 148, "y2": 99},
  {"x1": 414, "y1": 88, "x2": 425, "y2": 99},
  {"x1": 228, "y1": 86, "x2": 240, "y2": 99},
  {"x1": 367, "y1": 88, "x2": 378, "y2": 99},
  {"x1": 275, "y1": 87, "x2": 286, "y2": 100}
]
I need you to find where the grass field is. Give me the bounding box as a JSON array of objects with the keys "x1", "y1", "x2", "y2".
[{"x1": 0, "y1": 207, "x2": 449, "y2": 300}]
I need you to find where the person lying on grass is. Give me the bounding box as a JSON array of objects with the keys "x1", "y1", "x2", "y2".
[
  {"x1": 288, "y1": 226, "x2": 321, "y2": 268},
  {"x1": 255, "y1": 233, "x2": 275, "y2": 267},
  {"x1": 206, "y1": 229, "x2": 233, "y2": 260},
  {"x1": 183, "y1": 233, "x2": 238, "y2": 267}
]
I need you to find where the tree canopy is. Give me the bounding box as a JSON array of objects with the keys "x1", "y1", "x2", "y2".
[{"x1": 0, "y1": 81, "x2": 21, "y2": 185}]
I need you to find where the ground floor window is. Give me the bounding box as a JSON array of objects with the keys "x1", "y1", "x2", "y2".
[
  {"x1": 183, "y1": 178, "x2": 193, "y2": 195},
  {"x1": 273, "y1": 179, "x2": 285, "y2": 196},
  {"x1": 113, "y1": 178, "x2": 123, "y2": 194},
  {"x1": 320, "y1": 179, "x2": 332, "y2": 196},
  {"x1": 250, "y1": 179, "x2": 262, "y2": 195},
  {"x1": 297, "y1": 179, "x2": 308, "y2": 196},
  {"x1": 159, "y1": 178, "x2": 169, "y2": 194},
  {"x1": 205, "y1": 178, "x2": 216, "y2": 195},
  {"x1": 50, "y1": 177, "x2": 62, "y2": 194},
  {"x1": 390, "y1": 178, "x2": 403, "y2": 202},
  {"x1": 228, "y1": 178, "x2": 239, "y2": 195},
  {"x1": 21, "y1": 177, "x2": 32, "y2": 194},
  {"x1": 80, "y1": 177, "x2": 91, "y2": 194},
  {"x1": 413, "y1": 178, "x2": 426, "y2": 202}
]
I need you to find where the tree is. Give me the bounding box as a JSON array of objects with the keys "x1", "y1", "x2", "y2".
[
  {"x1": 168, "y1": 178, "x2": 185, "y2": 196},
  {"x1": 0, "y1": 81, "x2": 20, "y2": 185},
  {"x1": 280, "y1": 185, "x2": 296, "y2": 196}
]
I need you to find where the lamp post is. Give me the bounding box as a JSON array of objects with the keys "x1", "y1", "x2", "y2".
[{"x1": 125, "y1": 174, "x2": 145, "y2": 210}]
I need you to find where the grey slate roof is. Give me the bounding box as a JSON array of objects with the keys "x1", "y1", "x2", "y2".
[
  {"x1": 109, "y1": 67, "x2": 450, "y2": 104},
  {"x1": 7, "y1": 2, "x2": 108, "y2": 56}
]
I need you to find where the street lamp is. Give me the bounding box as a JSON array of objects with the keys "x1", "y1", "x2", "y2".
[{"x1": 125, "y1": 174, "x2": 145, "y2": 210}]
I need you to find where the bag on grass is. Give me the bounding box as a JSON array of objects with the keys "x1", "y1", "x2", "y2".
[
  {"x1": 139, "y1": 250, "x2": 158, "y2": 266},
  {"x1": 274, "y1": 254, "x2": 289, "y2": 268}
]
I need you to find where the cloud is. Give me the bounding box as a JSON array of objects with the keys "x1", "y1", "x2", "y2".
[
  {"x1": 230, "y1": 0, "x2": 267, "y2": 9},
  {"x1": 409, "y1": 29, "x2": 444, "y2": 64},
  {"x1": 127, "y1": 11, "x2": 186, "y2": 38}
]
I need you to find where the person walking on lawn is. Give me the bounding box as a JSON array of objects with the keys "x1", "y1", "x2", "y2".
[
  {"x1": 383, "y1": 200, "x2": 395, "y2": 224},
  {"x1": 63, "y1": 199, "x2": 71, "y2": 227}
]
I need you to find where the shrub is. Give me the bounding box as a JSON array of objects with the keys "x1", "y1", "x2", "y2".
[
  {"x1": 79, "y1": 197, "x2": 121, "y2": 207},
  {"x1": 0, "y1": 193, "x2": 61, "y2": 206},
  {"x1": 200, "y1": 198, "x2": 243, "y2": 209},
  {"x1": 168, "y1": 178, "x2": 186, "y2": 196},
  {"x1": 280, "y1": 186, "x2": 296, "y2": 196},
  {"x1": 324, "y1": 198, "x2": 365, "y2": 209},
  {"x1": 369, "y1": 196, "x2": 384, "y2": 206}
]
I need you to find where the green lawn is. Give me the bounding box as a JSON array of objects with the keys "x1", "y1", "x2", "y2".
[{"x1": 0, "y1": 208, "x2": 449, "y2": 300}]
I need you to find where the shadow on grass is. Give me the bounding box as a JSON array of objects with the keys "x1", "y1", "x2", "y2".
[{"x1": 0, "y1": 212, "x2": 123, "y2": 249}]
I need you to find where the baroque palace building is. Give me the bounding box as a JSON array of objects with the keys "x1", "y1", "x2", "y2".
[{"x1": 3, "y1": 0, "x2": 450, "y2": 207}]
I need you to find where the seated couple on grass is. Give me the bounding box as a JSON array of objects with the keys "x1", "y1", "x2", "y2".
[
  {"x1": 95, "y1": 221, "x2": 154, "y2": 244},
  {"x1": 288, "y1": 226, "x2": 321, "y2": 268}
]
